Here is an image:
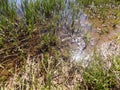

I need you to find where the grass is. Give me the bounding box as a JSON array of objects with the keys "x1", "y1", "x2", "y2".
[
  {"x1": 0, "y1": 0, "x2": 120, "y2": 90},
  {"x1": 84, "y1": 52, "x2": 118, "y2": 90},
  {"x1": 1, "y1": 51, "x2": 120, "y2": 90},
  {"x1": 82, "y1": 0, "x2": 120, "y2": 35}
]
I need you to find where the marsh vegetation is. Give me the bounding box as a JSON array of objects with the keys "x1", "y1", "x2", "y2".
[{"x1": 0, "y1": 0, "x2": 120, "y2": 90}]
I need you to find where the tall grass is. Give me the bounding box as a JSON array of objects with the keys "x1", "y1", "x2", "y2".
[{"x1": 0, "y1": 0, "x2": 64, "y2": 60}]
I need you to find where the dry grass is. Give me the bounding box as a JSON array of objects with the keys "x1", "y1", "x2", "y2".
[{"x1": 1, "y1": 50, "x2": 120, "y2": 90}]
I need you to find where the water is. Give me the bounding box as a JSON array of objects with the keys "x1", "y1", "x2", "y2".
[
  {"x1": 8, "y1": 0, "x2": 23, "y2": 18},
  {"x1": 57, "y1": 0, "x2": 93, "y2": 62},
  {"x1": 8, "y1": 0, "x2": 21, "y2": 4}
]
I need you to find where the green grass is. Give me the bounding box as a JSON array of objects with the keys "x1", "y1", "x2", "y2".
[
  {"x1": 0, "y1": 0, "x2": 64, "y2": 61},
  {"x1": 83, "y1": 52, "x2": 117, "y2": 90}
]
